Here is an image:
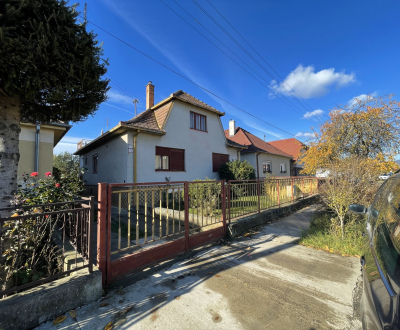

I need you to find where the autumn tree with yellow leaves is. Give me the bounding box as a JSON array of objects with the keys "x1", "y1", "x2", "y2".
[
  {"x1": 301, "y1": 95, "x2": 400, "y2": 237},
  {"x1": 302, "y1": 95, "x2": 400, "y2": 175}
]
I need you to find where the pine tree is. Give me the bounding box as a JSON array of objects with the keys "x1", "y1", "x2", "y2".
[{"x1": 0, "y1": 0, "x2": 109, "y2": 212}]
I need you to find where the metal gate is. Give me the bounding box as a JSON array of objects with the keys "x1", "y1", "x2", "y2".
[{"x1": 97, "y1": 181, "x2": 226, "y2": 285}]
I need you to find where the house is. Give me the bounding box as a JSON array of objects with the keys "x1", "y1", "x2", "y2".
[
  {"x1": 74, "y1": 82, "x2": 246, "y2": 187},
  {"x1": 224, "y1": 121, "x2": 293, "y2": 178},
  {"x1": 18, "y1": 122, "x2": 72, "y2": 180},
  {"x1": 268, "y1": 138, "x2": 307, "y2": 176}
]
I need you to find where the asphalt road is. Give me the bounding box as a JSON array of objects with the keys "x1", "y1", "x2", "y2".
[{"x1": 36, "y1": 205, "x2": 362, "y2": 330}]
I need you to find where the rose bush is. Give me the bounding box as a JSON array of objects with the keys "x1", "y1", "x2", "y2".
[{"x1": 1, "y1": 167, "x2": 86, "y2": 292}]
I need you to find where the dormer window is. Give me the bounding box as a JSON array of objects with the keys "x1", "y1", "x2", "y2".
[{"x1": 190, "y1": 111, "x2": 207, "y2": 132}]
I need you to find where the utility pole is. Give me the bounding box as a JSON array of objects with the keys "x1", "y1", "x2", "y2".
[{"x1": 133, "y1": 99, "x2": 139, "y2": 116}]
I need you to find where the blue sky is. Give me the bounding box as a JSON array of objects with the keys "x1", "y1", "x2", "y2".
[{"x1": 55, "y1": 0, "x2": 400, "y2": 154}]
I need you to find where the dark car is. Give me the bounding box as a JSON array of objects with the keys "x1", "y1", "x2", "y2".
[{"x1": 350, "y1": 173, "x2": 400, "y2": 329}]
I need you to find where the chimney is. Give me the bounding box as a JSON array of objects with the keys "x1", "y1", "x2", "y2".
[
  {"x1": 229, "y1": 119, "x2": 236, "y2": 137},
  {"x1": 146, "y1": 81, "x2": 154, "y2": 109}
]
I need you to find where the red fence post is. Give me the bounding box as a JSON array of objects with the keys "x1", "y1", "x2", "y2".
[
  {"x1": 257, "y1": 180, "x2": 261, "y2": 213},
  {"x1": 221, "y1": 181, "x2": 226, "y2": 235},
  {"x1": 227, "y1": 181, "x2": 231, "y2": 224},
  {"x1": 184, "y1": 181, "x2": 189, "y2": 252},
  {"x1": 97, "y1": 183, "x2": 108, "y2": 288},
  {"x1": 277, "y1": 180, "x2": 280, "y2": 207},
  {"x1": 88, "y1": 196, "x2": 94, "y2": 273}
]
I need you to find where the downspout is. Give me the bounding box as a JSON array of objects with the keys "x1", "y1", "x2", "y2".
[
  {"x1": 34, "y1": 124, "x2": 40, "y2": 172},
  {"x1": 133, "y1": 131, "x2": 139, "y2": 183},
  {"x1": 256, "y1": 152, "x2": 261, "y2": 180}
]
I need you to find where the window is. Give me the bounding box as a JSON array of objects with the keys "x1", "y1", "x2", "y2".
[
  {"x1": 155, "y1": 146, "x2": 185, "y2": 171},
  {"x1": 190, "y1": 112, "x2": 207, "y2": 132},
  {"x1": 280, "y1": 163, "x2": 287, "y2": 173},
  {"x1": 93, "y1": 154, "x2": 98, "y2": 173},
  {"x1": 212, "y1": 153, "x2": 229, "y2": 172},
  {"x1": 85, "y1": 157, "x2": 88, "y2": 165},
  {"x1": 263, "y1": 161, "x2": 272, "y2": 173}
]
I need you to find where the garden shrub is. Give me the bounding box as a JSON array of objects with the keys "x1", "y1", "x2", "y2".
[
  {"x1": 1, "y1": 168, "x2": 85, "y2": 292},
  {"x1": 188, "y1": 178, "x2": 221, "y2": 217},
  {"x1": 219, "y1": 160, "x2": 256, "y2": 181}
]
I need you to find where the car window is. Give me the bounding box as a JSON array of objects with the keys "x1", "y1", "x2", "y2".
[
  {"x1": 368, "y1": 177, "x2": 397, "y2": 231},
  {"x1": 371, "y1": 175, "x2": 400, "y2": 293}
]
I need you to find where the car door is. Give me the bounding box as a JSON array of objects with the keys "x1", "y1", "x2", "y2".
[{"x1": 365, "y1": 176, "x2": 400, "y2": 329}]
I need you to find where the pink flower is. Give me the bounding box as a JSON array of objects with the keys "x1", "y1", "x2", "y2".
[
  {"x1": 30, "y1": 172, "x2": 38, "y2": 177},
  {"x1": 55, "y1": 183, "x2": 60, "y2": 188},
  {"x1": 45, "y1": 172, "x2": 52, "y2": 177}
]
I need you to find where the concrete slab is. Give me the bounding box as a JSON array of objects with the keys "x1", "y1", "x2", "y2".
[{"x1": 35, "y1": 205, "x2": 361, "y2": 330}]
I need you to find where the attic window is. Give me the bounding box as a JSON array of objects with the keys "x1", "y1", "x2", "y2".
[{"x1": 190, "y1": 112, "x2": 207, "y2": 132}]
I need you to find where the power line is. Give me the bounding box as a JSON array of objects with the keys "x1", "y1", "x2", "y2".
[
  {"x1": 191, "y1": 0, "x2": 325, "y2": 124},
  {"x1": 161, "y1": 0, "x2": 318, "y2": 126},
  {"x1": 205, "y1": 0, "x2": 321, "y2": 116},
  {"x1": 82, "y1": 15, "x2": 308, "y2": 141}
]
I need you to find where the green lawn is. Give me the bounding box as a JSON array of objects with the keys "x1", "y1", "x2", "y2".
[{"x1": 298, "y1": 211, "x2": 365, "y2": 257}]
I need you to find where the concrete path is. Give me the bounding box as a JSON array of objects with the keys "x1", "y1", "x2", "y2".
[{"x1": 36, "y1": 205, "x2": 362, "y2": 330}]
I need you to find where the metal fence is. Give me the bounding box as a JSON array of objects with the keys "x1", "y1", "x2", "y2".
[
  {"x1": 107, "y1": 181, "x2": 225, "y2": 258},
  {"x1": 227, "y1": 177, "x2": 319, "y2": 221},
  {"x1": 0, "y1": 198, "x2": 94, "y2": 298}
]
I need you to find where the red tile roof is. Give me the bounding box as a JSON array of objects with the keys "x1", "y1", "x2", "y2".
[
  {"x1": 168, "y1": 90, "x2": 223, "y2": 115},
  {"x1": 268, "y1": 138, "x2": 305, "y2": 160},
  {"x1": 224, "y1": 127, "x2": 292, "y2": 158},
  {"x1": 122, "y1": 109, "x2": 163, "y2": 132}
]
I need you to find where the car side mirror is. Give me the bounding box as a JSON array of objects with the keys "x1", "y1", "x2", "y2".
[{"x1": 349, "y1": 204, "x2": 367, "y2": 214}]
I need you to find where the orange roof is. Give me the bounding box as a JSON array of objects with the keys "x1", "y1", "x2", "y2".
[
  {"x1": 268, "y1": 138, "x2": 305, "y2": 160},
  {"x1": 224, "y1": 127, "x2": 292, "y2": 158}
]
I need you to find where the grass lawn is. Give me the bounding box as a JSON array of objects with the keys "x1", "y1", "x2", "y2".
[{"x1": 298, "y1": 211, "x2": 365, "y2": 257}]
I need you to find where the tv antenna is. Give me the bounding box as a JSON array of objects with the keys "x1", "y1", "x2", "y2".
[{"x1": 133, "y1": 99, "x2": 139, "y2": 116}]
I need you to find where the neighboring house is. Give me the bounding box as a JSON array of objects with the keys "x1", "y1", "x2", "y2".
[
  {"x1": 18, "y1": 122, "x2": 72, "y2": 180},
  {"x1": 74, "y1": 82, "x2": 246, "y2": 186},
  {"x1": 224, "y1": 121, "x2": 293, "y2": 178},
  {"x1": 268, "y1": 138, "x2": 307, "y2": 176}
]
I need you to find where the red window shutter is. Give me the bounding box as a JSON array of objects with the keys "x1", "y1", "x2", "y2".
[
  {"x1": 156, "y1": 146, "x2": 170, "y2": 156},
  {"x1": 221, "y1": 154, "x2": 229, "y2": 165},
  {"x1": 170, "y1": 148, "x2": 185, "y2": 171},
  {"x1": 212, "y1": 153, "x2": 229, "y2": 172},
  {"x1": 212, "y1": 154, "x2": 219, "y2": 172}
]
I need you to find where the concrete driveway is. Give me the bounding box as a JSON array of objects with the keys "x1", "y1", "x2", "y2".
[{"x1": 36, "y1": 205, "x2": 362, "y2": 330}]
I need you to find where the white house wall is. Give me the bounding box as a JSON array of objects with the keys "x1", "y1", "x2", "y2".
[
  {"x1": 257, "y1": 153, "x2": 291, "y2": 178},
  {"x1": 80, "y1": 134, "x2": 129, "y2": 184},
  {"x1": 240, "y1": 153, "x2": 256, "y2": 169},
  {"x1": 135, "y1": 100, "x2": 238, "y2": 183}
]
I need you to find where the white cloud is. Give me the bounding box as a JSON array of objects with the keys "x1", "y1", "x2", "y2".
[
  {"x1": 348, "y1": 91, "x2": 378, "y2": 107},
  {"x1": 107, "y1": 89, "x2": 133, "y2": 105},
  {"x1": 270, "y1": 65, "x2": 356, "y2": 99},
  {"x1": 303, "y1": 109, "x2": 324, "y2": 119},
  {"x1": 295, "y1": 132, "x2": 317, "y2": 139}
]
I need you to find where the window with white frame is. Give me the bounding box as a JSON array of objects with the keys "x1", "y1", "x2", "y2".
[
  {"x1": 280, "y1": 162, "x2": 287, "y2": 173},
  {"x1": 263, "y1": 161, "x2": 272, "y2": 173}
]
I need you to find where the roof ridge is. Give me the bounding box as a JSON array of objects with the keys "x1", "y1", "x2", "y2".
[{"x1": 239, "y1": 128, "x2": 253, "y2": 145}]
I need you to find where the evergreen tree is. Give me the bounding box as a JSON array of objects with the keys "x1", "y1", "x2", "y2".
[{"x1": 0, "y1": 0, "x2": 109, "y2": 212}]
